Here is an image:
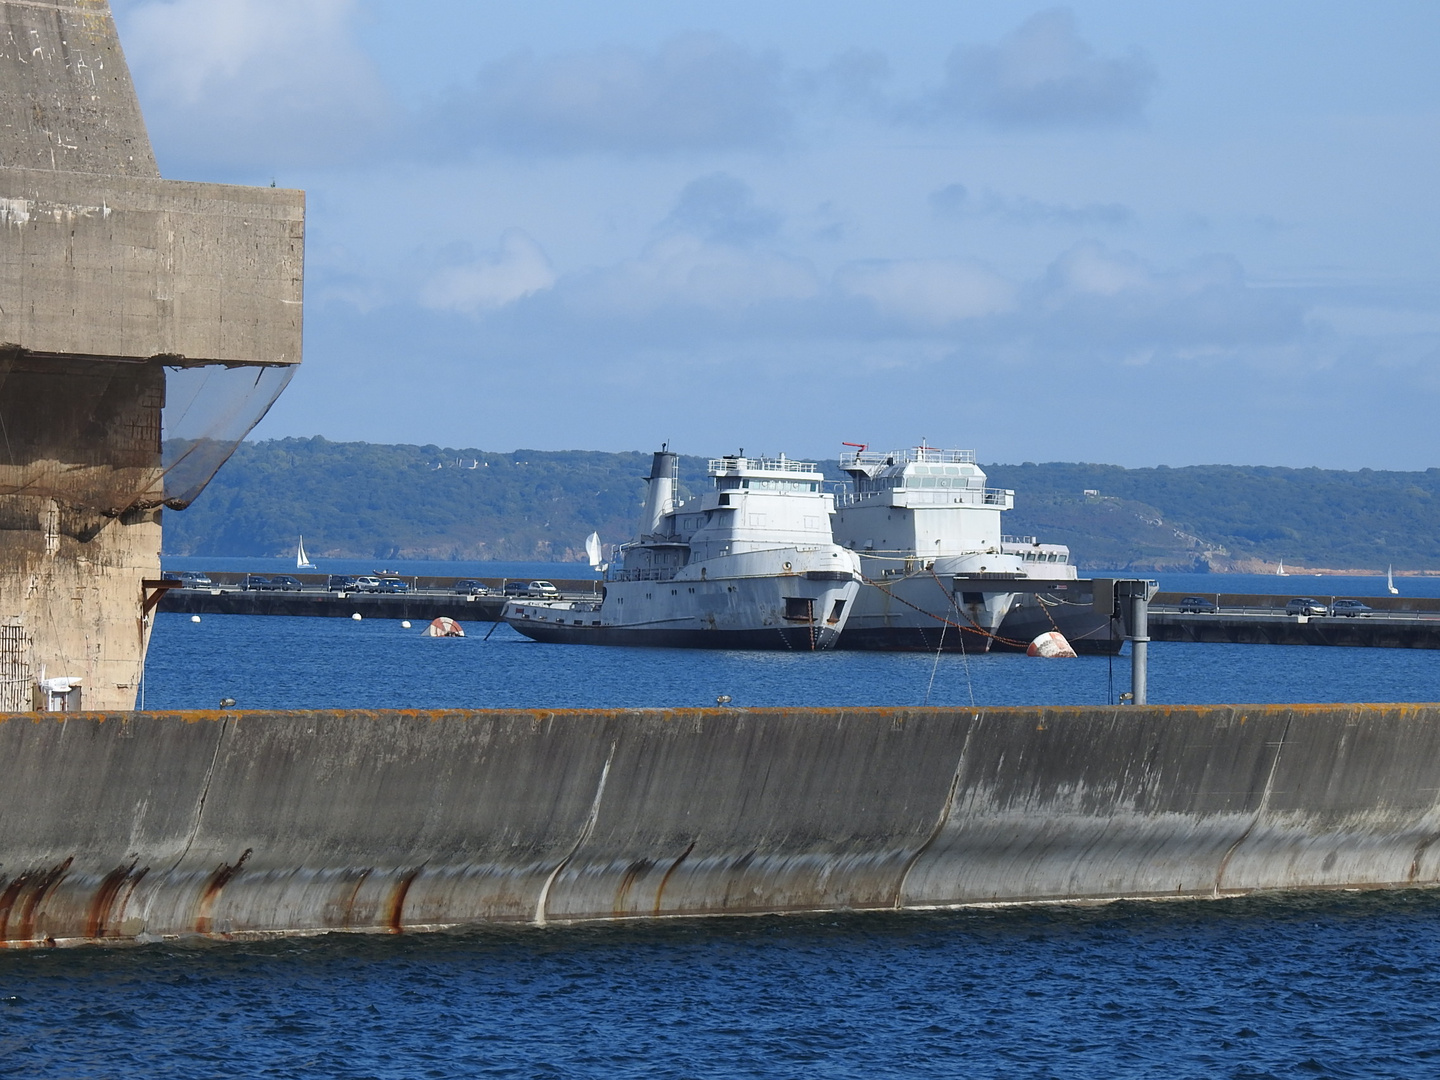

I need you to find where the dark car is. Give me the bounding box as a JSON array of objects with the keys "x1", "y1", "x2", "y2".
[
  {"x1": 454, "y1": 579, "x2": 490, "y2": 596},
  {"x1": 1285, "y1": 597, "x2": 1328, "y2": 616},
  {"x1": 1178, "y1": 596, "x2": 1218, "y2": 614},
  {"x1": 501, "y1": 581, "x2": 529, "y2": 598},
  {"x1": 327, "y1": 575, "x2": 358, "y2": 592},
  {"x1": 243, "y1": 575, "x2": 272, "y2": 591},
  {"x1": 270, "y1": 575, "x2": 302, "y2": 591},
  {"x1": 1331, "y1": 599, "x2": 1374, "y2": 617},
  {"x1": 161, "y1": 570, "x2": 213, "y2": 587},
  {"x1": 376, "y1": 578, "x2": 410, "y2": 593}
]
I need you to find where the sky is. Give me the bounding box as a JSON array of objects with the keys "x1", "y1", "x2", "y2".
[{"x1": 110, "y1": 1, "x2": 1440, "y2": 469}]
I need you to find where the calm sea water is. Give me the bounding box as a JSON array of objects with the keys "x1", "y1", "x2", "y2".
[
  {"x1": 6, "y1": 571, "x2": 1440, "y2": 1077},
  {"x1": 137, "y1": 569, "x2": 1440, "y2": 711}
]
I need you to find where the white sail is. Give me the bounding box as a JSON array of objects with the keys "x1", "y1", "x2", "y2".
[
  {"x1": 1388, "y1": 565, "x2": 1399, "y2": 595},
  {"x1": 1276, "y1": 560, "x2": 1287, "y2": 576},
  {"x1": 584, "y1": 531, "x2": 606, "y2": 571},
  {"x1": 296, "y1": 536, "x2": 316, "y2": 569}
]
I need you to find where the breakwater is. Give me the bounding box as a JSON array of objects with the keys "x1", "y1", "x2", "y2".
[
  {"x1": 1149, "y1": 592, "x2": 1440, "y2": 649},
  {"x1": 5, "y1": 703, "x2": 1440, "y2": 946}
]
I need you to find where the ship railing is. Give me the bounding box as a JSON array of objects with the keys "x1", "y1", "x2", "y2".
[
  {"x1": 845, "y1": 447, "x2": 977, "y2": 467},
  {"x1": 1002, "y1": 535, "x2": 1039, "y2": 545},
  {"x1": 707, "y1": 457, "x2": 821, "y2": 476},
  {"x1": 836, "y1": 487, "x2": 1013, "y2": 508}
]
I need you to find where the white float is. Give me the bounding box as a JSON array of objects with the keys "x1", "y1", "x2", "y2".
[{"x1": 1027, "y1": 631, "x2": 1077, "y2": 658}]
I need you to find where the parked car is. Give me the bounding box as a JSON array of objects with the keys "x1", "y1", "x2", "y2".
[
  {"x1": 454, "y1": 579, "x2": 490, "y2": 596},
  {"x1": 1330, "y1": 599, "x2": 1374, "y2": 618},
  {"x1": 501, "y1": 581, "x2": 529, "y2": 598},
  {"x1": 270, "y1": 575, "x2": 303, "y2": 591},
  {"x1": 327, "y1": 575, "x2": 358, "y2": 592},
  {"x1": 527, "y1": 580, "x2": 560, "y2": 597},
  {"x1": 1285, "y1": 597, "x2": 1328, "y2": 616},
  {"x1": 1178, "y1": 596, "x2": 1218, "y2": 614},
  {"x1": 377, "y1": 578, "x2": 410, "y2": 593},
  {"x1": 243, "y1": 575, "x2": 272, "y2": 591},
  {"x1": 161, "y1": 570, "x2": 212, "y2": 587},
  {"x1": 352, "y1": 576, "x2": 385, "y2": 592}
]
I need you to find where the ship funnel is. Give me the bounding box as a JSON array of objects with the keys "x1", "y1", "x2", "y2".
[{"x1": 638, "y1": 451, "x2": 679, "y2": 536}]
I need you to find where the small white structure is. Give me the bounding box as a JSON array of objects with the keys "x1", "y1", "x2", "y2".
[{"x1": 1027, "y1": 632, "x2": 1077, "y2": 658}]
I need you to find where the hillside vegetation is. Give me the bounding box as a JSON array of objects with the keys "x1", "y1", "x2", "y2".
[{"x1": 162, "y1": 437, "x2": 1440, "y2": 572}]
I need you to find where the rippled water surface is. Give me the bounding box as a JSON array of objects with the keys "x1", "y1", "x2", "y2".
[{"x1": 5, "y1": 895, "x2": 1440, "y2": 1078}]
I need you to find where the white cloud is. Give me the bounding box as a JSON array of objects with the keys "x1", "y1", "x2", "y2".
[
  {"x1": 837, "y1": 259, "x2": 1017, "y2": 325},
  {"x1": 422, "y1": 230, "x2": 557, "y2": 313},
  {"x1": 914, "y1": 8, "x2": 1156, "y2": 127},
  {"x1": 1030, "y1": 242, "x2": 1305, "y2": 349},
  {"x1": 118, "y1": 0, "x2": 396, "y2": 170},
  {"x1": 563, "y1": 234, "x2": 820, "y2": 319}
]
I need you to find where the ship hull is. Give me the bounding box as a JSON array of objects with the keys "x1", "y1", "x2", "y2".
[
  {"x1": 994, "y1": 597, "x2": 1122, "y2": 655},
  {"x1": 505, "y1": 564, "x2": 858, "y2": 652},
  {"x1": 507, "y1": 620, "x2": 843, "y2": 651},
  {"x1": 835, "y1": 566, "x2": 1016, "y2": 653}
]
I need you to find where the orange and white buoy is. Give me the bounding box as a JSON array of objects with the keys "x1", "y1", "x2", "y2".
[
  {"x1": 1027, "y1": 631, "x2": 1076, "y2": 658},
  {"x1": 424, "y1": 616, "x2": 465, "y2": 637}
]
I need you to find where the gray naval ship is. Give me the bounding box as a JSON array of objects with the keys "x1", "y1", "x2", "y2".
[
  {"x1": 831, "y1": 444, "x2": 1120, "y2": 654},
  {"x1": 505, "y1": 450, "x2": 861, "y2": 650}
]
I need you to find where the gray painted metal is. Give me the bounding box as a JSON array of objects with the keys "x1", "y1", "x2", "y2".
[{"x1": 3, "y1": 704, "x2": 1440, "y2": 946}]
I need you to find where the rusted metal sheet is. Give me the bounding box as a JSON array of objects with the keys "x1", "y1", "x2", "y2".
[{"x1": 3, "y1": 705, "x2": 1440, "y2": 946}]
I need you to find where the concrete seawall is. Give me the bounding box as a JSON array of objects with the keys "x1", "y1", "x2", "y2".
[{"x1": 4, "y1": 705, "x2": 1440, "y2": 946}]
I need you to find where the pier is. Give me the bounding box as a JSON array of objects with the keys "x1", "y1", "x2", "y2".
[
  {"x1": 157, "y1": 577, "x2": 1440, "y2": 651},
  {"x1": 157, "y1": 574, "x2": 599, "y2": 622},
  {"x1": 1148, "y1": 592, "x2": 1440, "y2": 649}
]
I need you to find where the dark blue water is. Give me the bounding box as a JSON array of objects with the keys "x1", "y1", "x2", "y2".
[
  {"x1": 139, "y1": 611, "x2": 1439, "y2": 712},
  {"x1": 10, "y1": 572, "x2": 1440, "y2": 1076},
  {"x1": 5, "y1": 895, "x2": 1440, "y2": 1078}
]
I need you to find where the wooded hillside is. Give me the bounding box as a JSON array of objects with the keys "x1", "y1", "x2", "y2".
[{"x1": 162, "y1": 437, "x2": 1440, "y2": 571}]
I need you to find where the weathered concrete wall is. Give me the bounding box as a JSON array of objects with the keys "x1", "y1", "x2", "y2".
[
  {"x1": 0, "y1": 168, "x2": 304, "y2": 364},
  {"x1": 0, "y1": 0, "x2": 304, "y2": 710},
  {"x1": 0, "y1": 356, "x2": 162, "y2": 709},
  {"x1": 0, "y1": 0, "x2": 157, "y2": 176},
  {"x1": 3, "y1": 704, "x2": 1440, "y2": 946}
]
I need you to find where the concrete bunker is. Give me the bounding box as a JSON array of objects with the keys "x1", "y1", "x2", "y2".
[{"x1": 0, "y1": 0, "x2": 303, "y2": 710}]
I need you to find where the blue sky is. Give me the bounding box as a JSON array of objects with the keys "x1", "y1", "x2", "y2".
[{"x1": 111, "y1": 1, "x2": 1440, "y2": 468}]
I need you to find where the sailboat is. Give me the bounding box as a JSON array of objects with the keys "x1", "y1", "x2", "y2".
[
  {"x1": 1388, "y1": 565, "x2": 1399, "y2": 595},
  {"x1": 296, "y1": 536, "x2": 316, "y2": 569},
  {"x1": 584, "y1": 531, "x2": 608, "y2": 573},
  {"x1": 1276, "y1": 560, "x2": 1288, "y2": 576}
]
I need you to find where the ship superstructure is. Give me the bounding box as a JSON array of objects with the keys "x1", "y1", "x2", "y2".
[
  {"x1": 832, "y1": 444, "x2": 1113, "y2": 652},
  {"x1": 505, "y1": 450, "x2": 861, "y2": 649}
]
